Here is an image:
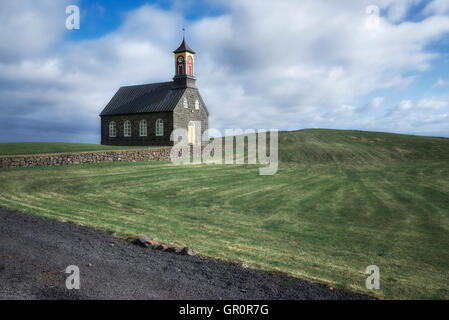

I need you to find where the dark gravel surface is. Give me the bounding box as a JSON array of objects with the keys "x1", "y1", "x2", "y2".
[{"x1": 0, "y1": 207, "x2": 374, "y2": 300}]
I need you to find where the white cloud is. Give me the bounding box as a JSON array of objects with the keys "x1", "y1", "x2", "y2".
[
  {"x1": 397, "y1": 98, "x2": 449, "y2": 110},
  {"x1": 424, "y1": 0, "x2": 449, "y2": 15},
  {"x1": 399, "y1": 100, "x2": 414, "y2": 110},
  {"x1": 0, "y1": 0, "x2": 75, "y2": 62},
  {"x1": 372, "y1": 97, "x2": 385, "y2": 108},
  {"x1": 417, "y1": 98, "x2": 449, "y2": 109},
  {"x1": 378, "y1": 98, "x2": 449, "y2": 135},
  {"x1": 379, "y1": 0, "x2": 423, "y2": 23},
  {"x1": 433, "y1": 78, "x2": 448, "y2": 87}
]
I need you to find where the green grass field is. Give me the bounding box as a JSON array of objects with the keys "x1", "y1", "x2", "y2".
[
  {"x1": 0, "y1": 129, "x2": 448, "y2": 299},
  {"x1": 0, "y1": 142, "x2": 152, "y2": 156}
]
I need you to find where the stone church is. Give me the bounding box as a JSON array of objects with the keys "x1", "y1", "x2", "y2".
[{"x1": 99, "y1": 37, "x2": 209, "y2": 146}]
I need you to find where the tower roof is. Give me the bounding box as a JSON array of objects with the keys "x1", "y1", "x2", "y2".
[{"x1": 173, "y1": 36, "x2": 195, "y2": 54}]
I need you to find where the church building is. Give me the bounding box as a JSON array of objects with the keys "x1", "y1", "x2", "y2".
[{"x1": 99, "y1": 37, "x2": 209, "y2": 146}]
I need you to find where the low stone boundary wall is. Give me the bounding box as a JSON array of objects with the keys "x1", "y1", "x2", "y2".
[{"x1": 0, "y1": 147, "x2": 173, "y2": 169}]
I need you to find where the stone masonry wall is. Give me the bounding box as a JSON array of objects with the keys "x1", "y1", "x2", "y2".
[
  {"x1": 101, "y1": 112, "x2": 173, "y2": 146},
  {"x1": 0, "y1": 148, "x2": 173, "y2": 169}
]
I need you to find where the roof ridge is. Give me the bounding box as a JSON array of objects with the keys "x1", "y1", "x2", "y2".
[{"x1": 120, "y1": 81, "x2": 172, "y2": 89}]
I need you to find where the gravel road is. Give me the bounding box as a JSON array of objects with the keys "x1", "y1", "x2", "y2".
[{"x1": 0, "y1": 207, "x2": 374, "y2": 300}]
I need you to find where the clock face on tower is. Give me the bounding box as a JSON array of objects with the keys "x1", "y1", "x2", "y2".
[{"x1": 177, "y1": 56, "x2": 184, "y2": 63}]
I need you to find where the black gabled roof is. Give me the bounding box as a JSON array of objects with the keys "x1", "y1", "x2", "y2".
[
  {"x1": 99, "y1": 81, "x2": 209, "y2": 116},
  {"x1": 173, "y1": 37, "x2": 195, "y2": 54},
  {"x1": 99, "y1": 82, "x2": 183, "y2": 116}
]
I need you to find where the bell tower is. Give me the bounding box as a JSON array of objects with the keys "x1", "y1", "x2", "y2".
[{"x1": 173, "y1": 35, "x2": 196, "y2": 89}]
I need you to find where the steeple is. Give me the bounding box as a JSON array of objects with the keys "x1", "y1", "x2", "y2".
[
  {"x1": 173, "y1": 36, "x2": 195, "y2": 54},
  {"x1": 173, "y1": 34, "x2": 196, "y2": 89}
]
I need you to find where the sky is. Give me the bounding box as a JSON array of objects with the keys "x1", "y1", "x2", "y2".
[{"x1": 0, "y1": 0, "x2": 449, "y2": 143}]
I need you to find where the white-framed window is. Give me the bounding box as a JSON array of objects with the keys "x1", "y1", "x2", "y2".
[
  {"x1": 156, "y1": 119, "x2": 164, "y2": 136},
  {"x1": 195, "y1": 99, "x2": 200, "y2": 110},
  {"x1": 124, "y1": 120, "x2": 131, "y2": 137},
  {"x1": 109, "y1": 121, "x2": 116, "y2": 137},
  {"x1": 139, "y1": 119, "x2": 147, "y2": 136},
  {"x1": 183, "y1": 98, "x2": 188, "y2": 108}
]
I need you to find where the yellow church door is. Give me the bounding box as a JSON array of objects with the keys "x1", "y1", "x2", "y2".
[{"x1": 188, "y1": 121, "x2": 196, "y2": 145}]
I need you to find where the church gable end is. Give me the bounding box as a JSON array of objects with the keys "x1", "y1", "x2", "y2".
[{"x1": 173, "y1": 88, "x2": 209, "y2": 140}]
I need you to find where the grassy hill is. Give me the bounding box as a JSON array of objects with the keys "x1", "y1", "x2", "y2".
[
  {"x1": 0, "y1": 129, "x2": 448, "y2": 299},
  {"x1": 0, "y1": 142, "x2": 151, "y2": 156},
  {"x1": 278, "y1": 129, "x2": 449, "y2": 164}
]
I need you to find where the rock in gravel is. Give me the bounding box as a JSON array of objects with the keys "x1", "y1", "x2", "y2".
[
  {"x1": 135, "y1": 234, "x2": 153, "y2": 247},
  {"x1": 157, "y1": 244, "x2": 169, "y2": 251},
  {"x1": 165, "y1": 247, "x2": 176, "y2": 253},
  {"x1": 181, "y1": 247, "x2": 196, "y2": 256}
]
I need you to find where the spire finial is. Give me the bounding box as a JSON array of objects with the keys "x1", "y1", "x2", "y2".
[
  {"x1": 182, "y1": 24, "x2": 185, "y2": 39},
  {"x1": 173, "y1": 28, "x2": 195, "y2": 54}
]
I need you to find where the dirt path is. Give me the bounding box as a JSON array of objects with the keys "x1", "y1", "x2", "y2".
[{"x1": 0, "y1": 207, "x2": 373, "y2": 300}]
